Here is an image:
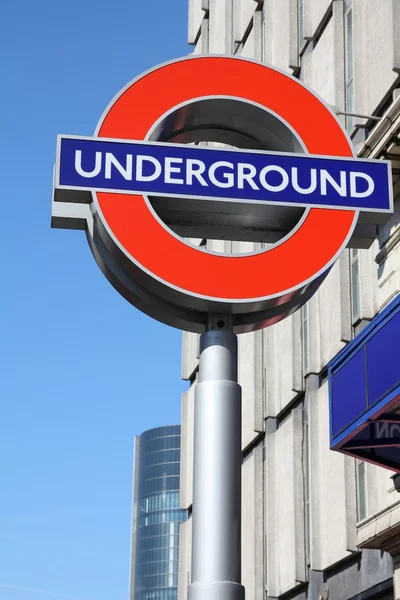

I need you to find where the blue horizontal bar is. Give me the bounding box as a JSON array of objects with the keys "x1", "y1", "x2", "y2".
[{"x1": 56, "y1": 135, "x2": 392, "y2": 212}]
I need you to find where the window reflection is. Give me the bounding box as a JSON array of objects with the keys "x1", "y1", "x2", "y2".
[
  {"x1": 140, "y1": 491, "x2": 181, "y2": 514},
  {"x1": 139, "y1": 509, "x2": 187, "y2": 528}
]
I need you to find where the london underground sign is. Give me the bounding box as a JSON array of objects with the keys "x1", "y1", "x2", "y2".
[{"x1": 52, "y1": 55, "x2": 393, "y2": 333}]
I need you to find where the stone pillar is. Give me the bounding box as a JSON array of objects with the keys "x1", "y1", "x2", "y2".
[
  {"x1": 393, "y1": 555, "x2": 400, "y2": 600},
  {"x1": 383, "y1": 538, "x2": 400, "y2": 600}
]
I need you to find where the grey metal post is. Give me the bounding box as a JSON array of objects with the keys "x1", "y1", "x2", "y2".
[{"x1": 188, "y1": 322, "x2": 245, "y2": 600}]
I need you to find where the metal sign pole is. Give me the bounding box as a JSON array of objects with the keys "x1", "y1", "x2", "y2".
[{"x1": 188, "y1": 319, "x2": 245, "y2": 600}]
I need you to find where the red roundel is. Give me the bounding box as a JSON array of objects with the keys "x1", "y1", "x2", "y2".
[{"x1": 92, "y1": 56, "x2": 356, "y2": 307}]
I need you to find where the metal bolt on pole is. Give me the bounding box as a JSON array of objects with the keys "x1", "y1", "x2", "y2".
[{"x1": 188, "y1": 318, "x2": 245, "y2": 600}]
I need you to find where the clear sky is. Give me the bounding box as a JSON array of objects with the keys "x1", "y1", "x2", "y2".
[{"x1": 0, "y1": 2, "x2": 190, "y2": 599}]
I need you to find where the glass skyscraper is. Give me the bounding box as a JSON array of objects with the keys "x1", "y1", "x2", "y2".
[{"x1": 130, "y1": 425, "x2": 186, "y2": 600}]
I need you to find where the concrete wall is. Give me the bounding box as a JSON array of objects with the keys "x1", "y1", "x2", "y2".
[
  {"x1": 353, "y1": 0, "x2": 399, "y2": 124},
  {"x1": 178, "y1": 515, "x2": 192, "y2": 594},
  {"x1": 242, "y1": 442, "x2": 264, "y2": 600},
  {"x1": 265, "y1": 407, "x2": 306, "y2": 597},
  {"x1": 180, "y1": 382, "x2": 195, "y2": 511},
  {"x1": 263, "y1": 0, "x2": 298, "y2": 72},
  {"x1": 264, "y1": 315, "x2": 301, "y2": 416},
  {"x1": 309, "y1": 382, "x2": 354, "y2": 570},
  {"x1": 179, "y1": 1, "x2": 400, "y2": 599}
]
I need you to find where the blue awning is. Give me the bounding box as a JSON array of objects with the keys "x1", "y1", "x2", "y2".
[{"x1": 328, "y1": 293, "x2": 400, "y2": 472}]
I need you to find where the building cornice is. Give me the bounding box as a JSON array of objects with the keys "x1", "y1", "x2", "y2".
[
  {"x1": 376, "y1": 226, "x2": 400, "y2": 265},
  {"x1": 357, "y1": 499, "x2": 400, "y2": 555},
  {"x1": 357, "y1": 96, "x2": 400, "y2": 160}
]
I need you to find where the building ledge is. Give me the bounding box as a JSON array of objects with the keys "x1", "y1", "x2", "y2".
[
  {"x1": 376, "y1": 226, "x2": 400, "y2": 266},
  {"x1": 358, "y1": 95, "x2": 400, "y2": 160},
  {"x1": 357, "y1": 499, "x2": 400, "y2": 553}
]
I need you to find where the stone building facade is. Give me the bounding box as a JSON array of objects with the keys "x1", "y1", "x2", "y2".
[{"x1": 179, "y1": 1, "x2": 400, "y2": 599}]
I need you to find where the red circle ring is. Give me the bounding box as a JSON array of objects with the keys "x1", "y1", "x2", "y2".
[{"x1": 93, "y1": 56, "x2": 357, "y2": 306}]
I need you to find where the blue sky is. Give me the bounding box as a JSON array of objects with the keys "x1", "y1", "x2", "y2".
[{"x1": 0, "y1": 2, "x2": 189, "y2": 599}]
